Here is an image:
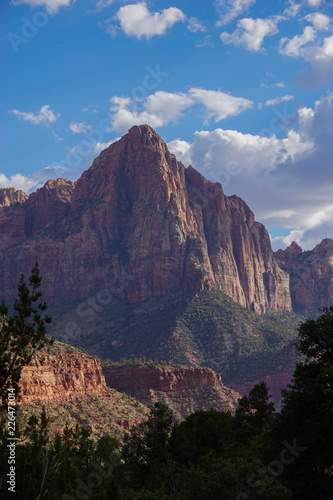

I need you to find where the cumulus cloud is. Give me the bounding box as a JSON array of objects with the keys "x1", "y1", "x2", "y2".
[
  {"x1": 167, "y1": 139, "x2": 192, "y2": 166},
  {"x1": 11, "y1": 0, "x2": 74, "y2": 14},
  {"x1": 215, "y1": 0, "x2": 255, "y2": 26},
  {"x1": 305, "y1": 12, "x2": 331, "y2": 30},
  {"x1": 280, "y1": 23, "x2": 333, "y2": 88},
  {"x1": 110, "y1": 92, "x2": 194, "y2": 132},
  {"x1": 280, "y1": 26, "x2": 316, "y2": 56},
  {"x1": 10, "y1": 105, "x2": 60, "y2": 126},
  {"x1": 109, "y1": 89, "x2": 253, "y2": 133},
  {"x1": 220, "y1": 17, "x2": 279, "y2": 51},
  {"x1": 69, "y1": 122, "x2": 92, "y2": 134},
  {"x1": 189, "y1": 88, "x2": 253, "y2": 122},
  {"x1": 293, "y1": 35, "x2": 333, "y2": 87},
  {"x1": 0, "y1": 165, "x2": 67, "y2": 194},
  {"x1": 115, "y1": 2, "x2": 185, "y2": 39},
  {"x1": 168, "y1": 92, "x2": 333, "y2": 250}
]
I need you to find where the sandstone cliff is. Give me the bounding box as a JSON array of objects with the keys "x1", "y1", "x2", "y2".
[
  {"x1": 19, "y1": 342, "x2": 105, "y2": 403},
  {"x1": 275, "y1": 239, "x2": 333, "y2": 315},
  {"x1": 0, "y1": 125, "x2": 291, "y2": 313},
  {"x1": 103, "y1": 363, "x2": 241, "y2": 419},
  {"x1": 0, "y1": 187, "x2": 27, "y2": 207}
]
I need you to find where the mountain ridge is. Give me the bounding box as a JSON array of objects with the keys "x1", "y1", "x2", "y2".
[{"x1": 0, "y1": 124, "x2": 291, "y2": 314}]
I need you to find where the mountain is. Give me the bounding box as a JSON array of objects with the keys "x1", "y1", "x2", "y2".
[
  {"x1": 275, "y1": 239, "x2": 333, "y2": 315},
  {"x1": 0, "y1": 125, "x2": 291, "y2": 314}
]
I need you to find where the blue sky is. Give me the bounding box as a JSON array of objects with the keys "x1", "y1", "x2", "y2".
[{"x1": 1, "y1": 0, "x2": 333, "y2": 250}]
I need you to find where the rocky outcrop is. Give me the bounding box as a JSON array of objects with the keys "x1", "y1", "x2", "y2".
[
  {"x1": 0, "y1": 187, "x2": 27, "y2": 207},
  {"x1": 103, "y1": 363, "x2": 241, "y2": 419},
  {"x1": 19, "y1": 343, "x2": 106, "y2": 403},
  {"x1": 103, "y1": 364, "x2": 225, "y2": 393},
  {"x1": 0, "y1": 125, "x2": 291, "y2": 313},
  {"x1": 275, "y1": 239, "x2": 333, "y2": 315}
]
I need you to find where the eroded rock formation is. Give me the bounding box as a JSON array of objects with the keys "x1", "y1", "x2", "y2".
[
  {"x1": 103, "y1": 363, "x2": 241, "y2": 418},
  {"x1": 275, "y1": 239, "x2": 333, "y2": 315},
  {"x1": 0, "y1": 125, "x2": 291, "y2": 313},
  {"x1": 19, "y1": 343, "x2": 105, "y2": 403}
]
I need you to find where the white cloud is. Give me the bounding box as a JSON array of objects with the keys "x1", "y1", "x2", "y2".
[
  {"x1": 69, "y1": 122, "x2": 92, "y2": 134},
  {"x1": 187, "y1": 17, "x2": 206, "y2": 33},
  {"x1": 280, "y1": 26, "x2": 316, "y2": 56},
  {"x1": 11, "y1": 0, "x2": 74, "y2": 14},
  {"x1": 275, "y1": 82, "x2": 285, "y2": 88},
  {"x1": 281, "y1": 26, "x2": 333, "y2": 87},
  {"x1": 94, "y1": 0, "x2": 114, "y2": 12},
  {"x1": 109, "y1": 88, "x2": 253, "y2": 133},
  {"x1": 115, "y1": 2, "x2": 185, "y2": 39},
  {"x1": 93, "y1": 139, "x2": 119, "y2": 156},
  {"x1": 189, "y1": 88, "x2": 253, "y2": 122},
  {"x1": 265, "y1": 95, "x2": 295, "y2": 107},
  {"x1": 167, "y1": 139, "x2": 192, "y2": 166},
  {"x1": 0, "y1": 165, "x2": 67, "y2": 194},
  {"x1": 307, "y1": 0, "x2": 323, "y2": 6},
  {"x1": 305, "y1": 12, "x2": 331, "y2": 30},
  {"x1": 10, "y1": 105, "x2": 60, "y2": 126},
  {"x1": 110, "y1": 92, "x2": 194, "y2": 133},
  {"x1": 215, "y1": 0, "x2": 256, "y2": 26},
  {"x1": 283, "y1": 0, "x2": 302, "y2": 17},
  {"x1": 220, "y1": 17, "x2": 279, "y2": 51}
]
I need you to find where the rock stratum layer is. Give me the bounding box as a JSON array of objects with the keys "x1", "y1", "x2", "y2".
[
  {"x1": 19, "y1": 343, "x2": 105, "y2": 403},
  {"x1": 0, "y1": 125, "x2": 291, "y2": 313},
  {"x1": 103, "y1": 363, "x2": 241, "y2": 419},
  {"x1": 274, "y1": 239, "x2": 333, "y2": 315},
  {"x1": 103, "y1": 364, "x2": 226, "y2": 393}
]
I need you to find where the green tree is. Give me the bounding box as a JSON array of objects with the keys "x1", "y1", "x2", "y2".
[
  {"x1": 276, "y1": 307, "x2": 333, "y2": 499},
  {"x1": 235, "y1": 382, "x2": 275, "y2": 439},
  {"x1": 121, "y1": 402, "x2": 174, "y2": 491},
  {"x1": 0, "y1": 263, "x2": 53, "y2": 401}
]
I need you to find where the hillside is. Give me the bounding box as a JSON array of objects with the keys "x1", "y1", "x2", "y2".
[
  {"x1": 15, "y1": 342, "x2": 149, "y2": 440},
  {"x1": 49, "y1": 289, "x2": 303, "y2": 388}
]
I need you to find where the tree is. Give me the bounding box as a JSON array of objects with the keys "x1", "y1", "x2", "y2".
[
  {"x1": 121, "y1": 402, "x2": 174, "y2": 491},
  {"x1": 0, "y1": 263, "x2": 54, "y2": 402},
  {"x1": 276, "y1": 308, "x2": 333, "y2": 498},
  {"x1": 296, "y1": 305, "x2": 333, "y2": 363},
  {"x1": 235, "y1": 382, "x2": 275, "y2": 439}
]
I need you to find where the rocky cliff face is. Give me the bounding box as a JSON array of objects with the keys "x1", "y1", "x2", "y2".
[
  {"x1": 275, "y1": 239, "x2": 333, "y2": 315},
  {"x1": 0, "y1": 187, "x2": 27, "y2": 207},
  {"x1": 0, "y1": 125, "x2": 291, "y2": 313},
  {"x1": 103, "y1": 363, "x2": 241, "y2": 419},
  {"x1": 103, "y1": 364, "x2": 225, "y2": 393},
  {"x1": 19, "y1": 343, "x2": 106, "y2": 403}
]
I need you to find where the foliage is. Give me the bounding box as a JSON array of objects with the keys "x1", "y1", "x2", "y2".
[
  {"x1": 0, "y1": 263, "x2": 53, "y2": 402},
  {"x1": 49, "y1": 289, "x2": 303, "y2": 385}
]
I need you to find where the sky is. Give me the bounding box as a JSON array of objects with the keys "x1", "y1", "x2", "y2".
[{"x1": 1, "y1": 0, "x2": 333, "y2": 250}]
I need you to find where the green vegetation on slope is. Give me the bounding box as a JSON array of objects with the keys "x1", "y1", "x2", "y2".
[{"x1": 49, "y1": 289, "x2": 303, "y2": 385}]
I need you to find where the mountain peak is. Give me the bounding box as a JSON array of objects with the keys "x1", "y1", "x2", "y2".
[{"x1": 0, "y1": 125, "x2": 291, "y2": 313}]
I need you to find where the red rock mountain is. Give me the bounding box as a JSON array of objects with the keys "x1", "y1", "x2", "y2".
[
  {"x1": 0, "y1": 125, "x2": 291, "y2": 313},
  {"x1": 275, "y1": 239, "x2": 333, "y2": 315}
]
